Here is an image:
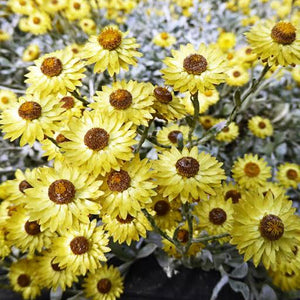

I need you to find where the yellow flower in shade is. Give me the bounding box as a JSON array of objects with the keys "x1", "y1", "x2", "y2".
[
  {"x1": 83, "y1": 265, "x2": 124, "y2": 300},
  {"x1": 79, "y1": 18, "x2": 97, "y2": 35},
  {"x1": 154, "y1": 147, "x2": 226, "y2": 203},
  {"x1": 39, "y1": 0, "x2": 67, "y2": 14},
  {"x1": 0, "y1": 89, "x2": 17, "y2": 111},
  {"x1": 248, "y1": 116, "x2": 273, "y2": 138},
  {"x1": 102, "y1": 211, "x2": 151, "y2": 245},
  {"x1": 9, "y1": 258, "x2": 41, "y2": 300},
  {"x1": 199, "y1": 115, "x2": 218, "y2": 130},
  {"x1": 22, "y1": 44, "x2": 40, "y2": 62},
  {"x1": 153, "y1": 32, "x2": 176, "y2": 48},
  {"x1": 257, "y1": 182, "x2": 289, "y2": 201},
  {"x1": 232, "y1": 153, "x2": 272, "y2": 189},
  {"x1": 215, "y1": 120, "x2": 239, "y2": 142},
  {"x1": 0, "y1": 200, "x2": 16, "y2": 227},
  {"x1": 90, "y1": 80, "x2": 154, "y2": 127},
  {"x1": 25, "y1": 50, "x2": 85, "y2": 98},
  {"x1": 221, "y1": 181, "x2": 243, "y2": 204},
  {"x1": 0, "y1": 29, "x2": 10, "y2": 41},
  {"x1": 276, "y1": 163, "x2": 300, "y2": 188},
  {"x1": 65, "y1": 0, "x2": 91, "y2": 21},
  {"x1": 26, "y1": 10, "x2": 52, "y2": 35},
  {"x1": 19, "y1": 18, "x2": 30, "y2": 32},
  {"x1": 82, "y1": 25, "x2": 142, "y2": 76},
  {"x1": 58, "y1": 93, "x2": 84, "y2": 124},
  {"x1": 36, "y1": 251, "x2": 79, "y2": 291},
  {"x1": 52, "y1": 220, "x2": 110, "y2": 275},
  {"x1": 6, "y1": 206, "x2": 55, "y2": 256},
  {"x1": 100, "y1": 155, "x2": 156, "y2": 219},
  {"x1": 41, "y1": 132, "x2": 67, "y2": 162},
  {"x1": 236, "y1": 46, "x2": 257, "y2": 64},
  {"x1": 156, "y1": 124, "x2": 190, "y2": 150},
  {"x1": 269, "y1": 268, "x2": 300, "y2": 292},
  {"x1": 230, "y1": 191, "x2": 300, "y2": 270},
  {"x1": 217, "y1": 32, "x2": 236, "y2": 52},
  {"x1": 0, "y1": 228, "x2": 10, "y2": 259},
  {"x1": 61, "y1": 110, "x2": 135, "y2": 175},
  {"x1": 152, "y1": 86, "x2": 186, "y2": 121},
  {"x1": 161, "y1": 43, "x2": 228, "y2": 94},
  {"x1": 8, "y1": 0, "x2": 35, "y2": 15},
  {"x1": 245, "y1": 20, "x2": 300, "y2": 66},
  {"x1": 25, "y1": 163, "x2": 102, "y2": 232},
  {"x1": 0, "y1": 94, "x2": 63, "y2": 146},
  {"x1": 194, "y1": 195, "x2": 234, "y2": 244},
  {"x1": 226, "y1": 65, "x2": 250, "y2": 86},
  {"x1": 66, "y1": 43, "x2": 84, "y2": 58},
  {"x1": 291, "y1": 66, "x2": 300, "y2": 83}
]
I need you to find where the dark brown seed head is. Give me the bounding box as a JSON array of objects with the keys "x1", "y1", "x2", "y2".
[
  {"x1": 244, "y1": 162, "x2": 260, "y2": 177},
  {"x1": 209, "y1": 208, "x2": 227, "y2": 225},
  {"x1": 168, "y1": 130, "x2": 182, "y2": 144},
  {"x1": 97, "y1": 278, "x2": 112, "y2": 294},
  {"x1": 24, "y1": 220, "x2": 41, "y2": 235},
  {"x1": 18, "y1": 101, "x2": 42, "y2": 120},
  {"x1": 19, "y1": 180, "x2": 32, "y2": 194},
  {"x1": 84, "y1": 128, "x2": 109, "y2": 151},
  {"x1": 17, "y1": 274, "x2": 30, "y2": 287},
  {"x1": 224, "y1": 190, "x2": 241, "y2": 204},
  {"x1": 116, "y1": 214, "x2": 134, "y2": 224},
  {"x1": 48, "y1": 179, "x2": 76, "y2": 204},
  {"x1": 286, "y1": 169, "x2": 298, "y2": 180},
  {"x1": 271, "y1": 22, "x2": 296, "y2": 45},
  {"x1": 260, "y1": 214, "x2": 284, "y2": 241},
  {"x1": 107, "y1": 170, "x2": 131, "y2": 192},
  {"x1": 177, "y1": 229, "x2": 189, "y2": 243},
  {"x1": 154, "y1": 87, "x2": 173, "y2": 104},
  {"x1": 60, "y1": 96, "x2": 75, "y2": 110},
  {"x1": 70, "y1": 236, "x2": 89, "y2": 255},
  {"x1": 98, "y1": 28, "x2": 122, "y2": 50},
  {"x1": 176, "y1": 157, "x2": 199, "y2": 178},
  {"x1": 154, "y1": 200, "x2": 170, "y2": 216},
  {"x1": 183, "y1": 54, "x2": 208, "y2": 75},
  {"x1": 109, "y1": 89, "x2": 133, "y2": 110},
  {"x1": 40, "y1": 57, "x2": 63, "y2": 77}
]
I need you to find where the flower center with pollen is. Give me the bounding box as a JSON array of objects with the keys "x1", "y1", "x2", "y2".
[
  {"x1": 209, "y1": 208, "x2": 227, "y2": 225},
  {"x1": 1, "y1": 96, "x2": 9, "y2": 104},
  {"x1": 154, "y1": 87, "x2": 172, "y2": 104},
  {"x1": 204, "y1": 90, "x2": 213, "y2": 97},
  {"x1": 260, "y1": 214, "x2": 284, "y2": 241},
  {"x1": 73, "y1": 2, "x2": 80, "y2": 9},
  {"x1": 116, "y1": 214, "x2": 134, "y2": 224},
  {"x1": 24, "y1": 220, "x2": 41, "y2": 235},
  {"x1": 271, "y1": 22, "x2": 296, "y2": 45},
  {"x1": 176, "y1": 156, "x2": 200, "y2": 178},
  {"x1": 70, "y1": 236, "x2": 89, "y2": 255},
  {"x1": 244, "y1": 162, "x2": 260, "y2": 177},
  {"x1": 233, "y1": 71, "x2": 241, "y2": 77},
  {"x1": 48, "y1": 179, "x2": 76, "y2": 204},
  {"x1": 98, "y1": 28, "x2": 122, "y2": 50},
  {"x1": 19, "y1": 180, "x2": 32, "y2": 193},
  {"x1": 286, "y1": 169, "x2": 298, "y2": 180},
  {"x1": 56, "y1": 133, "x2": 69, "y2": 144},
  {"x1": 183, "y1": 54, "x2": 208, "y2": 75},
  {"x1": 109, "y1": 89, "x2": 133, "y2": 110},
  {"x1": 60, "y1": 96, "x2": 75, "y2": 110},
  {"x1": 177, "y1": 229, "x2": 189, "y2": 243},
  {"x1": 107, "y1": 170, "x2": 131, "y2": 192},
  {"x1": 17, "y1": 274, "x2": 30, "y2": 287},
  {"x1": 160, "y1": 32, "x2": 169, "y2": 40},
  {"x1": 97, "y1": 278, "x2": 112, "y2": 294},
  {"x1": 168, "y1": 130, "x2": 182, "y2": 144},
  {"x1": 40, "y1": 57, "x2": 63, "y2": 77},
  {"x1": 84, "y1": 128, "x2": 109, "y2": 151},
  {"x1": 33, "y1": 17, "x2": 41, "y2": 25},
  {"x1": 225, "y1": 190, "x2": 241, "y2": 204},
  {"x1": 18, "y1": 101, "x2": 42, "y2": 120},
  {"x1": 154, "y1": 200, "x2": 170, "y2": 216},
  {"x1": 258, "y1": 121, "x2": 266, "y2": 129}
]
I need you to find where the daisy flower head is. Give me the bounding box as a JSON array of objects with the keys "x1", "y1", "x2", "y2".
[
  {"x1": 245, "y1": 20, "x2": 300, "y2": 66},
  {"x1": 217, "y1": 32, "x2": 236, "y2": 52},
  {"x1": 220, "y1": 181, "x2": 243, "y2": 204},
  {"x1": 65, "y1": 0, "x2": 91, "y2": 21},
  {"x1": 161, "y1": 43, "x2": 228, "y2": 94},
  {"x1": 83, "y1": 264, "x2": 124, "y2": 300},
  {"x1": 39, "y1": 0, "x2": 68, "y2": 14},
  {"x1": 199, "y1": 115, "x2": 218, "y2": 130},
  {"x1": 154, "y1": 147, "x2": 226, "y2": 203},
  {"x1": 226, "y1": 65, "x2": 250, "y2": 86},
  {"x1": 22, "y1": 44, "x2": 40, "y2": 62},
  {"x1": 60, "y1": 110, "x2": 136, "y2": 176},
  {"x1": 215, "y1": 120, "x2": 239, "y2": 142},
  {"x1": 25, "y1": 49, "x2": 86, "y2": 98},
  {"x1": 26, "y1": 10, "x2": 52, "y2": 35},
  {"x1": 0, "y1": 89, "x2": 17, "y2": 111},
  {"x1": 269, "y1": 268, "x2": 300, "y2": 292},
  {"x1": 153, "y1": 32, "x2": 176, "y2": 48},
  {"x1": 82, "y1": 25, "x2": 142, "y2": 76},
  {"x1": 79, "y1": 18, "x2": 97, "y2": 35},
  {"x1": 8, "y1": 0, "x2": 35, "y2": 15},
  {"x1": 248, "y1": 116, "x2": 274, "y2": 139},
  {"x1": 276, "y1": 163, "x2": 300, "y2": 189}
]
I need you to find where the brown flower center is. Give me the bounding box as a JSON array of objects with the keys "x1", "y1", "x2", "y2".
[
  {"x1": 24, "y1": 220, "x2": 41, "y2": 235},
  {"x1": 154, "y1": 87, "x2": 172, "y2": 104},
  {"x1": 40, "y1": 57, "x2": 63, "y2": 77},
  {"x1": 73, "y1": 2, "x2": 80, "y2": 9},
  {"x1": 84, "y1": 128, "x2": 109, "y2": 151},
  {"x1": 48, "y1": 179, "x2": 76, "y2": 204},
  {"x1": 161, "y1": 32, "x2": 169, "y2": 40},
  {"x1": 183, "y1": 54, "x2": 208, "y2": 75},
  {"x1": 209, "y1": 208, "x2": 227, "y2": 225},
  {"x1": 204, "y1": 90, "x2": 213, "y2": 97},
  {"x1": 97, "y1": 278, "x2": 112, "y2": 294},
  {"x1": 52, "y1": 0, "x2": 58, "y2": 4},
  {"x1": 60, "y1": 96, "x2": 75, "y2": 110},
  {"x1": 233, "y1": 71, "x2": 241, "y2": 77},
  {"x1": 51, "y1": 258, "x2": 64, "y2": 272},
  {"x1": 260, "y1": 214, "x2": 284, "y2": 241},
  {"x1": 1, "y1": 96, "x2": 9, "y2": 104},
  {"x1": 98, "y1": 28, "x2": 122, "y2": 50},
  {"x1": 17, "y1": 274, "x2": 30, "y2": 287},
  {"x1": 244, "y1": 162, "x2": 260, "y2": 177},
  {"x1": 286, "y1": 169, "x2": 298, "y2": 180},
  {"x1": 168, "y1": 130, "x2": 182, "y2": 144},
  {"x1": 33, "y1": 17, "x2": 41, "y2": 25},
  {"x1": 227, "y1": 53, "x2": 234, "y2": 60},
  {"x1": 154, "y1": 200, "x2": 170, "y2": 216},
  {"x1": 18, "y1": 101, "x2": 42, "y2": 120},
  {"x1": 177, "y1": 229, "x2": 189, "y2": 243},
  {"x1": 56, "y1": 133, "x2": 69, "y2": 144},
  {"x1": 116, "y1": 214, "x2": 134, "y2": 224},
  {"x1": 107, "y1": 170, "x2": 131, "y2": 192},
  {"x1": 258, "y1": 121, "x2": 266, "y2": 129},
  {"x1": 222, "y1": 127, "x2": 230, "y2": 133},
  {"x1": 70, "y1": 236, "x2": 89, "y2": 255},
  {"x1": 285, "y1": 271, "x2": 295, "y2": 277},
  {"x1": 271, "y1": 22, "x2": 296, "y2": 45},
  {"x1": 19, "y1": 0, "x2": 26, "y2": 5},
  {"x1": 245, "y1": 48, "x2": 252, "y2": 55},
  {"x1": 109, "y1": 89, "x2": 133, "y2": 110},
  {"x1": 225, "y1": 189, "x2": 241, "y2": 204},
  {"x1": 201, "y1": 118, "x2": 213, "y2": 130},
  {"x1": 19, "y1": 180, "x2": 32, "y2": 193},
  {"x1": 176, "y1": 157, "x2": 199, "y2": 178}
]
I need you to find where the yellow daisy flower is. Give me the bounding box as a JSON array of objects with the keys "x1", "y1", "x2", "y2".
[
  {"x1": 79, "y1": 18, "x2": 97, "y2": 35},
  {"x1": 245, "y1": 20, "x2": 300, "y2": 66},
  {"x1": 25, "y1": 49, "x2": 86, "y2": 98},
  {"x1": 154, "y1": 147, "x2": 226, "y2": 203},
  {"x1": 60, "y1": 110, "x2": 136, "y2": 176},
  {"x1": 231, "y1": 191, "x2": 300, "y2": 270},
  {"x1": 26, "y1": 10, "x2": 52, "y2": 35},
  {"x1": 25, "y1": 163, "x2": 102, "y2": 232},
  {"x1": 248, "y1": 116, "x2": 273, "y2": 138},
  {"x1": 40, "y1": 0, "x2": 67, "y2": 14},
  {"x1": 100, "y1": 155, "x2": 156, "y2": 219},
  {"x1": 82, "y1": 25, "x2": 142, "y2": 76},
  {"x1": 199, "y1": 115, "x2": 218, "y2": 130},
  {"x1": 58, "y1": 93, "x2": 84, "y2": 124},
  {"x1": 52, "y1": 220, "x2": 110, "y2": 275},
  {"x1": 19, "y1": 18, "x2": 30, "y2": 32},
  {"x1": 152, "y1": 32, "x2": 176, "y2": 48},
  {"x1": 217, "y1": 32, "x2": 236, "y2": 52},
  {"x1": 40, "y1": 132, "x2": 67, "y2": 162},
  {"x1": 83, "y1": 265, "x2": 124, "y2": 300},
  {"x1": 194, "y1": 195, "x2": 234, "y2": 244},
  {"x1": 102, "y1": 211, "x2": 151, "y2": 245},
  {"x1": 22, "y1": 44, "x2": 40, "y2": 62},
  {"x1": 215, "y1": 120, "x2": 239, "y2": 142},
  {"x1": 226, "y1": 65, "x2": 250, "y2": 86},
  {"x1": 8, "y1": 0, "x2": 35, "y2": 15},
  {"x1": 257, "y1": 182, "x2": 289, "y2": 201},
  {"x1": 9, "y1": 258, "x2": 41, "y2": 300},
  {"x1": 0, "y1": 94, "x2": 63, "y2": 146},
  {"x1": 232, "y1": 153, "x2": 272, "y2": 189},
  {"x1": 0, "y1": 29, "x2": 10, "y2": 41},
  {"x1": 221, "y1": 181, "x2": 243, "y2": 204},
  {"x1": 276, "y1": 162, "x2": 300, "y2": 188},
  {"x1": 161, "y1": 43, "x2": 228, "y2": 94},
  {"x1": 90, "y1": 80, "x2": 154, "y2": 127},
  {"x1": 269, "y1": 268, "x2": 300, "y2": 292},
  {"x1": 0, "y1": 89, "x2": 17, "y2": 111},
  {"x1": 65, "y1": 0, "x2": 91, "y2": 21},
  {"x1": 236, "y1": 46, "x2": 257, "y2": 64}
]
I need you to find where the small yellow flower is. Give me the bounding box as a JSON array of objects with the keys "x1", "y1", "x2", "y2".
[
  {"x1": 216, "y1": 120, "x2": 239, "y2": 142},
  {"x1": 0, "y1": 29, "x2": 10, "y2": 42},
  {"x1": 0, "y1": 89, "x2": 17, "y2": 111},
  {"x1": 217, "y1": 32, "x2": 236, "y2": 52},
  {"x1": 153, "y1": 32, "x2": 176, "y2": 48},
  {"x1": 79, "y1": 18, "x2": 97, "y2": 35},
  {"x1": 26, "y1": 10, "x2": 52, "y2": 35},
  {"x1": 276, "y1": 163, "x2": 300, "y2": 188},
  {"x1": 248, "y1": 116, "x2": 273, "y2": 138},
  {"x1": 226, "y1": 65, "x2": 250, "y2": 86},
  {"x1": 8, "y1": 0, "x2": 35, "y2": 15},
  {"x1": 65, "y1": 0, "x2": 90, "y2": 21},
  {"x1": 22, "y1": 44, "x2": 40, "y2": 62}
]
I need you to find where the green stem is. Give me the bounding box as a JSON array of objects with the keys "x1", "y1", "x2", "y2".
[
  {"x1": 192, "y1": 233, "x2": 230, "y2": 243},
  {"x1": 71, "y1": 90, "x2": 89, "y2": 106},
  {"x1": 135, "y1": 119, "x2": 153, "y2": 153},
  {"x1": 187, "y1": 91, "x2": 199, "y2": 148}
]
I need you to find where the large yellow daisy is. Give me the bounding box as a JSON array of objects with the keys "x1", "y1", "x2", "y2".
[{"x1": 276, "y1": 162, "x2": 300, "y2": 189}]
